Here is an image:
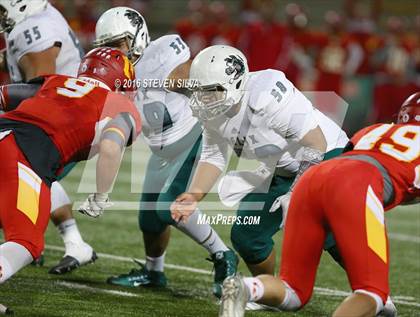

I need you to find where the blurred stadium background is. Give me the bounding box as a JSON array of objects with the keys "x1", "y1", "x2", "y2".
[
  {"x1": 2, "y1": 0, "x2": 419, "y2": 135},
  {"x1": 0, "y1": 1, "x2": 419, "y2": 316}
]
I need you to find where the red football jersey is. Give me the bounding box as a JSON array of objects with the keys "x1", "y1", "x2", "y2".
[
  {"x1": 2, "y1": 75, "x2": 141, "y2": 167},
  {"x1": 344, "y1": 123, "x2": 420, "y2": 209}
]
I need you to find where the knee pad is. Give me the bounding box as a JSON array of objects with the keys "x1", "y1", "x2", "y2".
[
  {"x1": 156, "y1": 209, "x2": 176, "y2": 226},
  {"x1": 0, "y1": 242, "x2": 33, "y2": 283},
  {"x1": 278, "y1": 282, "x2": 302, "y2": 311},
  {"x1": 138, "y1": 209, "x2": 168, "y2": 234},
  {"x1": 354, "y1": 289, "x2": 384, "y2": 315},
  {"x1": 230, "y1": 224, "x2": 273, "y2": 264},
  {"x1": 50, "y1": 182, "x2": 71, "y2": 212},
  {"x1": 0, "y1": 256, "x2": 12, "y2": 284},
  {"x1": 15, "y1": 239, "x2": 44, "y2": 260}
]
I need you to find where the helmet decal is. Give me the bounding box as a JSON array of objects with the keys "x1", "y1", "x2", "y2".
[
  {"x1": 122, "y1": 55, "x2": 134, "y2": 80},
  {"x1": 224, "y1": 55, "x2": 245, "y2": 81},
  {"x1": 124, "y1": 9, "x2": 143, "y2": 28}
]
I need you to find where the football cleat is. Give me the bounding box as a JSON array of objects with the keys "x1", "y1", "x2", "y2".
[
  {"x1": 49, "y1": 243, "x2": 97, "y2": 275},
  {"x1": 245, "y1": 302, "x2": 281, "y2": 311},
  {"x1": 378, "y1": 296, "x2": 398, "y2": 317},
  {"x1": 107, "y1": 259, "x2": 167, "y2": 288},
  {"x1": 31, "y1": 252, "x2": 45, "y2": 267},
  {"x1": 0, "y1": 303, "x2": 14, "y2": 315},
  {"x1": 219, "y1": 274, "x2": 249, "y2": 317},
  {"x1": 208, "y1": 248, "x2": 239, "y2": 298}
]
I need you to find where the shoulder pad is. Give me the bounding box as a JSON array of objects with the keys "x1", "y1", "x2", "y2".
[
  {"x1": 247, "y1": 69, "x2": 292, "y2": 113},
  {"x1": 138, "y1": 34, "x2": 190, "y2": 80}
]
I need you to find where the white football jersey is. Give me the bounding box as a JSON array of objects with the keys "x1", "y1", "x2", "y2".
[
  {"x1": 5, "y1": 3, "x2": 83, "y2": 82},
  {"x1": 200, "y1": 69, "x2": 349, "y2": 174},
  {"x1": 134, "y1": 34, "x2": 198, "y2": 150}
]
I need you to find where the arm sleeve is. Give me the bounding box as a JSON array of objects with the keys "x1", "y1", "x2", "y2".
[
  {"x1": 275, "y1": 151, "x2": 300, "y2": 176},
  {"x1": 101, "y1": 92, "x2": 142, "y2": 141},
  {"x1": 199, "y1": 128, "x2": 229, "y2": 172},
  {"x1": 268, "y1": 89, "x2": 319, "y2": 142},
  {"x1": 0, "y1": 83, "x2": 41, "y2": 111},
  {"x1": 100, "y1": 113, "x2": 135, "y2": 150}
]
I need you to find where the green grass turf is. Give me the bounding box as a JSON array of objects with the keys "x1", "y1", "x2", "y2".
[{"x1": 1, "y1": 148, "x2": 419, "y2": 317}]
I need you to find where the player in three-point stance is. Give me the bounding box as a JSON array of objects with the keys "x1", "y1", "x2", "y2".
[
  {"x1": 0, "y1": 47, "x2": 141, "y2": 310},
  {"x1": 0, "y1": 0, "x2": 95, "y2": 273},
  {"x1": 219, "y1": 92, "x2": 420, "y2": 317},
  {"x1": 93, "y1": 7, "x2": 237, "y2": 297},
  {"x1": 171, "y1": 45, "x2": 349, "y2": 300}
]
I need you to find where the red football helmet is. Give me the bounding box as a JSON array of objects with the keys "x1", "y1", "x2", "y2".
[
  {"x1": 77, "y1": 47, "x2": 136, "y2": 92},
  {"x1": 397, "y1": 92, "x2": 420, "y2": 124}
]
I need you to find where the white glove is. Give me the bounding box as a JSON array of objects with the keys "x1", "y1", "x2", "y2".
[
  {"x1": 269, "y1": 191, "x2": 291, "y2": 228},
  {"x1": 78, "y1": 193, "x2": 113, "y2": 218}
]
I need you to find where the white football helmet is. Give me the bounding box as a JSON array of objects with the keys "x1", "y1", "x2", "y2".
[
  {"x1": 0, "y1": 0, "x2": 47, "y2": 33},
  {"x1": 94, "y1": 7, "x2": 149, "y2": 64},
  {"x1": 190, "y1": 45, "x2": 249, "y2": 121}
]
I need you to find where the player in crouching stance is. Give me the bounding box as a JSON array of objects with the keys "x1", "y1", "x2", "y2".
[
  {"x1": 219, "y1": 93, "x2": 420, "y2": 317},
  {"x1": 0, "y1": 0, "x2": 95, "y2": 273},
  {"x1": 0, "y1": 48, "x2": 141, "y2": 309},
  {"x1": 94, "y1": 7, "x2": 237, "y2": 297},
  {"x1": 171, "y1": 44, "x2": 349, "y2": 301}
]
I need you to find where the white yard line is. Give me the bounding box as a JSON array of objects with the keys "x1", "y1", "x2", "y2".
[
  {"x1": 46, "y1": 244, "x2": 212, "y2": 275},
  {"x1": 56, "y1": 281, "x2": 139, "y2": 298},
  {"x1": 45, "y1": 244, "x2": 420, "y2": 308},
  {"x1": 388, "y1": 233, "x2": 420, "y2": 243},
  {"x1": 313, "y1": 287, "x2": 420, "y2": 308}
]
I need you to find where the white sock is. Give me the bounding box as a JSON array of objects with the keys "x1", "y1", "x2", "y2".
[
  {"x1": 145, "y1": 253, "x2": 165, "y2": 272},
  {"x1": 175, "y1": 209, "x2": 228, "y2": 254},
  {"x1": 243, "y1": 277, "x2": 265, "y2": 302},
  {"x1": 58, "y1": 218, "x2": 84, "y2": 248},
  {"x1": 0, "y1": 242, "x2": 33, "y2": 283}
]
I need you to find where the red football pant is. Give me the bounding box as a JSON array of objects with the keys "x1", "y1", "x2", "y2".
[
  {"x1": 0, "y1": 134, "x2": 51, "y2": 259},
  {"x1": 280, "y1": 158, "x2": 389, "y2": 306}
]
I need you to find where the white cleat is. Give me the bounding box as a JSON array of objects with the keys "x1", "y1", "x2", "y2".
[
  {"x1": 65, "y1": 241, "x2": 95, "y2": 264},
  {"x1": 49, "y1": 242, "x2": 97, "y2": 275},
  {"x1": 245, "y1": 302, "x2": 281, "y2": 311},
  {"x1": 378, "y1": 296, "x2": 398, "y2": 317},
  {"x1": 219, "y1": 275, "x2": 249, "y2": 317}
]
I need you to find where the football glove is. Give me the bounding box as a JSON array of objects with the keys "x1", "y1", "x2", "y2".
[
  {"x1": 78, "y1": 193, "x2": 113, "y2": 218},
  {"x1": 269, "y1": 191, "x2": 291, "y2": 228}
]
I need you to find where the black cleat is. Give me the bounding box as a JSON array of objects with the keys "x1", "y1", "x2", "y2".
[
  {"x1": 48, "y1": 251, "x2": 98, "y2": 275},
  {"x1": 31, "y1": 253, "x2": 44, "y2": 267},
  {"x1": 0, "y1": 304, "x2": 14, "y2": 315}
]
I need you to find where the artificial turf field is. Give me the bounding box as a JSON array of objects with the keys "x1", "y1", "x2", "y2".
[{"x1": 1, "y1": 144, "x2": 419, "y2": 317}]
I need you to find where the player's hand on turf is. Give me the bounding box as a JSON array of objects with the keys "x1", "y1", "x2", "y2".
[
  {"x1": 170, "y1": 193, "x2": 198, "y2": 223},
  {"x1": 78, "y1": 193, "x2": 113, "y2": 218},
  {"x1": 269, "y1": 191, "x2": 291, "y2": 228}
]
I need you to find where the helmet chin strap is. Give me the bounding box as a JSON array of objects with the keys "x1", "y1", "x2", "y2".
[{"x1": 225, "y1": 102, "x2": 241, "y2": 118}]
